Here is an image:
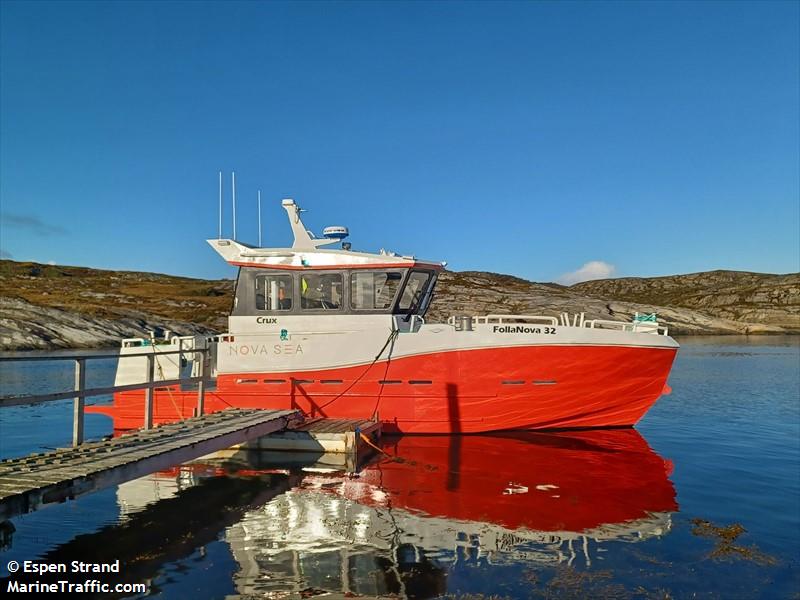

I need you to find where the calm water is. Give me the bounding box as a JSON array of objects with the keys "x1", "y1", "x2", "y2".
[{"x1": 0, "y1": 337, "x2": 798, "y2": 599}]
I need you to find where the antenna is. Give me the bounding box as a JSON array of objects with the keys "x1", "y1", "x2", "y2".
[
  {"x1": 218, "y1": 171, "x2": 222, "y2": 240},
  {"x1": 231, "y1": 171, "x2": 237, "y2": 240},
  {"x1": 257, "y1": 190, "x2": 262, "y2": 247}
]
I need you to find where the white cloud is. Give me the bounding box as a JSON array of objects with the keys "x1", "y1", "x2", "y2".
[
  {"x1": 47, "y1": 260, "x2": 56, "y2": 265},
  {"x1": 557, "y1": 261, "x2": 616, "y2": 285}
]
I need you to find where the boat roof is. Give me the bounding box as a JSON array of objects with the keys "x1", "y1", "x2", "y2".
[{"x1": 208, "y1": 199, "x2": 446, "y2": 272}]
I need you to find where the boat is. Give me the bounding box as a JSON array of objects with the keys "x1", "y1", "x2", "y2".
[{"x1": 91, "y1": 198, "x2": 679, "y2": 433}]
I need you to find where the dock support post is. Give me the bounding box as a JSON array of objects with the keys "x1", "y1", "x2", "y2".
[
  {"x1": 196, "y1": 351, "x2": 206, "y2": 416},
  {"x1": 144, "y1": 354, "x2": 154, "y2": 430},
  {"x1": 72, "y1": 358, "x2": 86, "y2": 446}
]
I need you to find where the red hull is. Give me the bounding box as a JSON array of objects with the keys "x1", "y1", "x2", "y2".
[{"x1": 90, "y1": 345, "x2": 676, "y2": 433}]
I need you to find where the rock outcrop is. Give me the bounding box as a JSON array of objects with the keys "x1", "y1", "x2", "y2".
[
  {"x1": 0, "y1": 297, "x2": 216, "y2": 350},
  {"x1": 571, "y1": 270, "x2": 800, "y2": 331}
]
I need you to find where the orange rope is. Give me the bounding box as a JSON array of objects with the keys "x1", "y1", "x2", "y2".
[{"x1": 359, "y1": 432, "x2": 390, "y2": 456}]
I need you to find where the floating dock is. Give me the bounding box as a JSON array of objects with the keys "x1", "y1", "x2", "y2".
[{"x1": 207, "y1": 417, "x2": 382, "y2": 472}]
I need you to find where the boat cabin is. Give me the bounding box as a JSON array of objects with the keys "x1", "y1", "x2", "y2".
[
  {"x1": 209, "y1": 199, "x2": 446, "y2": 319},
  {"x1": 231, "y1": 266, "x2": 438, "y2": 317}
]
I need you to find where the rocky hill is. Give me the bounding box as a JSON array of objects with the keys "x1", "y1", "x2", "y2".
[
  {"x1": 0, "y1": 260, "x2": 797, "y2": 350},
  {"x1": 426, "y1": 271, "x2": 798, "y2": 336},
  {"x1": 0, "y1": 261, "x2": 231, "y2": 350},
  {"x1": 570, "y1": 270, "x2": 800, "y2": 330}
]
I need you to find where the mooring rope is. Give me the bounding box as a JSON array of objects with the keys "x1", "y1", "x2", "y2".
[
  {"x1": 148, "y1": 334, "x2": 184, "y2": 421},
  {"x1": 311, "y1": 326, "x2": 399, "y2": 413}
]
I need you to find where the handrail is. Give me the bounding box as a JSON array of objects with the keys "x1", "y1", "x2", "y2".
[
  {"x1": 447, "y1": 314, "x2": 559, "y2": 326},
  {"x1": 0, "y1": 375, "x2": 210, "y2": 408},
  {"x1": 584, "y1": 319, "x2": 668, "y2": 336},
  {"x1": 447, "y1": 313, "x2": 668, "y2": 336},
  {"x1": 0, "y1": 348, "x2": 205, "y2": 362},
  {"x1": 481, "y1": 314, "x2": 559, "y2": 325},
  {"x1": 0, "y1": 348, "x2": 211, "y2": 445}
]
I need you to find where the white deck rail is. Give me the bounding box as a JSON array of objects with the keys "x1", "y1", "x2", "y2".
[
  {"x1": 447, "y1": 313, "x2": 669, "y2": 336},
  {"x1": 448, "y1": 314, "x2": 558, "y2": 326},
  {"x1": 583, "y1": 319, "x2": 668, "y2": 336}
]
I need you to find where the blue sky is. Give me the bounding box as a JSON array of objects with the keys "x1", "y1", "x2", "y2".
[{"x1": 1, "y1": 0, "x2": 798, "y2": 283}]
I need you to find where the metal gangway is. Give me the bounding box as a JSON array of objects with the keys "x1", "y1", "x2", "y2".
[{"x1": 0, "y1": 348, "x2": 302, "y2": 520}]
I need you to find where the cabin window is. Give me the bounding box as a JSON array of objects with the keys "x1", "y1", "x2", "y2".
[
  {"x1": 300, "y1": 273, "x2": 343, "y2": 310},
  {"x1": 398, "y1": 271, "x2": 433, "y2": 312},
  {"x1": 254, "y1": 274, "x2": 293, "y2": 311},
  {"x1": 350, "y1": 271, "x2": 403, "y2": 310}
]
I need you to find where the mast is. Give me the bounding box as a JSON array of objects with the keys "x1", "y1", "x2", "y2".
[
  {"x1": 232, "y1": 171, "x2": 237, "y2": 240},
  {"x1": 218, "y1": 171, "x2": 222, "y2": 240}
]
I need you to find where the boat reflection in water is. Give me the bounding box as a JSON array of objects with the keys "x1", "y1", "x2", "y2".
[
  {"x1": 111, "y1": 428, "x2": 678, "y2": 597},
  {"x1": 1, "y1": 429, "x2": 675, "y2": 596}
]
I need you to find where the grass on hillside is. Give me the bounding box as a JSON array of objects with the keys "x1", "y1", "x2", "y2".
[{"x1": 0, "y1": 260, "x2": 233, "y2": 327}]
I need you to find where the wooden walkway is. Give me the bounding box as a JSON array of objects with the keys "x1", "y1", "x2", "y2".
[{"x1": 0, "y1": 408, "x2": 302, "y2": 520}]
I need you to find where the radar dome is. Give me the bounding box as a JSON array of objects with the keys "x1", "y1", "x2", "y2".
[{"x1": 322, "y1": 226, "x2": 349, "y2": 240}]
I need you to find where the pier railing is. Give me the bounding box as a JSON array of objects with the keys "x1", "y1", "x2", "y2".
[{"x1": 0, "y1": 348, "x2": 211, "y2": 446}]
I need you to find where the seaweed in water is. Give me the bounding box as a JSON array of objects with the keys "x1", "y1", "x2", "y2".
[
  {"x1": 690, "y1": 518, "x2": 778, "y2": 566},
  {"x1": 524, "y1": 566, "x2": 629, "y2": 600}
]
